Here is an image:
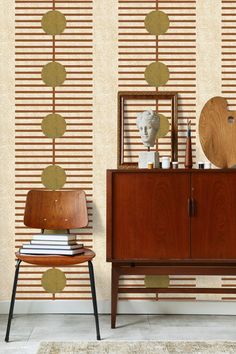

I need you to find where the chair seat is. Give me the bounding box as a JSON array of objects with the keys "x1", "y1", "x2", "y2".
[{"x1": 15, "y1": 248, "x2": 95, "y2": 267}]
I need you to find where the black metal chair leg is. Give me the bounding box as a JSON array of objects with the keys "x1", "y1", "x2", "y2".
[
  {"x1": 5, "y1": 259, "x2": 21, "y2": 342},
  {"x1": 88, "y1": 260, "x2": 101, "y2": 340}
]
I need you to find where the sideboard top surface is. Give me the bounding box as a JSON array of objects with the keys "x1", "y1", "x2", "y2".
[{"x1": 107, "y1": 168, "x2": 236, "y2": 175}]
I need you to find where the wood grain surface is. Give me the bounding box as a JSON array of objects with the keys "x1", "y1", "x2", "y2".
[
  {"x1": 24, "y1": 189, "x2": 88, "y2": 230},
  {"x1": 191, "y1": 172, "x2": 236, "y2": 259},
  {"x1": 199, "y1": 96, "x2": 236, "y2": 168},
  {"x1": 107, "y1": 169, "x2": 236, "y2": 262},
  {"x1": 16, "y1": 248, "x2": 95, "y2": 267},
  {"x1": 109, "y1": 171, "x2": 190, "y2": 260},
  {"x1": 107, "y1": 169, "x2": 236, "y2": 322}
]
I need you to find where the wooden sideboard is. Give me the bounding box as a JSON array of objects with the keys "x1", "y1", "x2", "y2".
[{"x1": 107, "y1": 169, "x2": 236, "y2": 328}]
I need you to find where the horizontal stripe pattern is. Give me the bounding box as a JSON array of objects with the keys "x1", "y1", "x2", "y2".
[
  {"x1": 118, "y1": 0, "x2": 196, "y2": 167},
  {"x1": 221, "y1": 0, "x2": 236, "y2": 301},
  {"x1": 118, "y1": 0, "x2": 198, "y2": 301},
  {"x1": 15, "y1": 0, "x2": 93, "y2": 300}
]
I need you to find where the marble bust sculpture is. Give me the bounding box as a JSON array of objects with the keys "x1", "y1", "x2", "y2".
[{"x1": 136, "y1": 110, "x2": 160, "y2": 148}]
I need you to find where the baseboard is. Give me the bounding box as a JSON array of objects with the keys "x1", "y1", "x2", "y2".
[{"x1": 1, "y1": 300, "x2": 236, "y2": 315}]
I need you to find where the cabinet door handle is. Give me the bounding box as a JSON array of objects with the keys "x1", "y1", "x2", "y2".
[
  {"x1": 188, "y1": 197, "x2": 192, "y2": 217},
  {"x1": 191, "y1": 197, "x2": 196, "y2": 216},
  {"x1": 188, "y1": 198, "x2": 196, "y2": 217}
]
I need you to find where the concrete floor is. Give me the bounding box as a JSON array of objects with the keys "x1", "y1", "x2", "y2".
[{"x1": 1, "y1": 314, "x2": 236, "y2": 353}]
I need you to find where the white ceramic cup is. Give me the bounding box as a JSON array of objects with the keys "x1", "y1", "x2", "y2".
[{"x1": 162, "y1": 156, "x2": 170, "y2": 169}]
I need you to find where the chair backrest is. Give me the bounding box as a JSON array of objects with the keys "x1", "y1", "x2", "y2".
[{"x1": 24, "y1": 190, "x2": 88, "y2": 230}]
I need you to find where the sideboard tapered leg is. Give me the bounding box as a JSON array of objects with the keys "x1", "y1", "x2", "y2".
[{"x1": 111, "y1": 265, "x2": 119, "y2": 329}]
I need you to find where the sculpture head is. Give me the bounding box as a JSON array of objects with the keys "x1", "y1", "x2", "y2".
[{"x1": 136, "y1": 110, "x2": 160, "y2": 147}]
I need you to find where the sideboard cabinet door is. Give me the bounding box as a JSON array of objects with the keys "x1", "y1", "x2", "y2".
[
  {"x1": 110, "y1": 172, "x2": 190, "y2": 260},
  {"x1": 191, "y1": 172, "x2": 236, "y2": 259}
]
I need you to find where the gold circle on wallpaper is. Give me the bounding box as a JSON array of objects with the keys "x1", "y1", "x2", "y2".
[
  {"x1": 41, "y1": 10, "x2": 67, "y2": 35},
  {"x1": 144, "y1": 275, "x2": 170, "y2": 288},
  {"x1": 145, "y1": 10, "x2": 170, "y2": 36},
  {"x1": 41, "y1": 268, "x2": 66, "y2": 294},
  {"x1": 144, "y1": 61, "x2": 169, "y2": 87},
  {"x1": 41, "y1": 62, "x2": 66, "y2": 87},
  {"x1": 42, "y1": 113, "x2": 66, "y2": 138},
  {"x1": 41, "y1": 164, "x2": 66, "y2": 190},
  {"x1": 157, "y1": 114, "x2": 170, "y2": 138}
]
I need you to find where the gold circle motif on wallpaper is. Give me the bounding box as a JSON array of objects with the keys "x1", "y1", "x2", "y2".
[
  {"x1": 144, "y1": 275, "x2": 170, "y2": 288},
  {"x1": 41, "y1": 62, "x2": 66, "y2": 87},
  {"x1": 41, "y1": 10, "x2": 67, "y2": 35},
  {"x1": 41, "y1": 268, "x2": 66, "y2": 294},
  {"x1": 41, "y1": 164, "x2": 67, "y2": 190},
  {"x1": 42, "y1": 113, "x2": 66, "y2": 138},
  {"x1": 157, "y1": 114, "x2": 170, "y2": 139},
  {"x1": 145, "y1": 61, "x2": 169, "y2": 87},
  {"x1": 145, "y1": 10, "x2": 170, "y2": 36}
]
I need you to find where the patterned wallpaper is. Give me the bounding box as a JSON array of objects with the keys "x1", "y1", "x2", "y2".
[
  {"x1": 117, "y1": 0, "x2": 236, "y2": 302},
  {"x1": 118, "y1": 0, "x2": 196, "y2": 167},
  {"x1": 1, "y1": 0, "x2": 234, "y2": 303},
  {"x1": 221, "y1": 0, "x2": 236, "y2": 300},
  {"x1": 118, "y1": 0, "x2": 198, "y2": 302},
  {"x1": 15, "y1": 0, "x2": 93, "y2": 300}
]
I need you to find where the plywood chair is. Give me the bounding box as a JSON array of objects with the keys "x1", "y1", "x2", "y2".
[{"x1": 5, "y1": 190, "x2": 101, "y2": 341}]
